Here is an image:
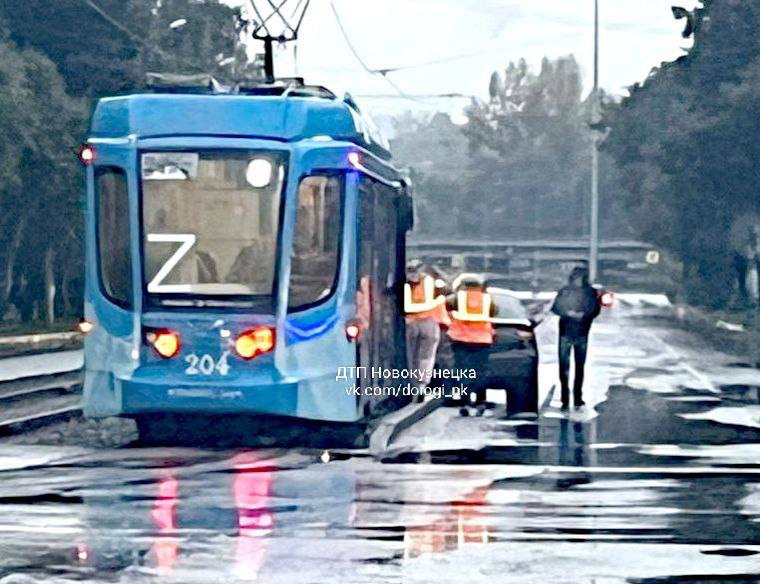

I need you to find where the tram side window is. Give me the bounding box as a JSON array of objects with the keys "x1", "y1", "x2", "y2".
[
  {"x1": 288, "y1": 175, "x2": 343, "y2": 310},
  {"x1": 375, "y1": 184, "x2": 399, "y2": 293},
  {"x1": 357, "y1": 176, "x2": 404, "y2": 370},
  {"x1": 359, "y1": 178, "x2": 400, "y2": 294},
  {"x1": 96, "y1": 168, "x2": 132, "y2": 307}
]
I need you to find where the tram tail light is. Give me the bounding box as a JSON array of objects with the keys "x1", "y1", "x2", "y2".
[
  {"x1": 146, "y1": 329, "x2": 181, "y2": 359},
  {"x1": 600, "y1": 290, "x2": 615, "y2": 308},
  {"x1": 235, "y1": 327, "x2": 275, "y2": 360},
  {"x1": 345, "y1": 320, "x2": 361, "y2": 342}
]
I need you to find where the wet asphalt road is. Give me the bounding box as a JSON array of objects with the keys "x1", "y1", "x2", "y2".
[{"x1": 0, "y1": 300, "x2": 758, "y2": 583}]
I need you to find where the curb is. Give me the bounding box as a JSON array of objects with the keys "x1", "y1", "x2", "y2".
[
  {"x1": 368, "y1": 398, "x2": 443, "y2": 455},
  {"x1": 0, "y1": 331, "x2": 80, "y2": 345},
  {"x1": 671, "y1": 304, "x2": 759, "y2": 367},
  {"x1": 0, "y1": 333, "x2": 83, "y2": 360}
]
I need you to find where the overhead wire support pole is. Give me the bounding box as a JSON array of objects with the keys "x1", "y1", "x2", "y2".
[
  {"x1": 589, "y1": 0, "x2": 600, "y2": 283},
  {"x1": 263, "y1": 37, "x2": 275, "y2": 82}
]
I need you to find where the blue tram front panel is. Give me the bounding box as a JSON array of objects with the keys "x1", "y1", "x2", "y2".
[{"x1": 83, "y1": 135, "x2": 372, "y2": 422}]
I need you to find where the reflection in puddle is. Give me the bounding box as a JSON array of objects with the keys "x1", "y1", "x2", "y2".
[
  {"x1": 558, "y1": 419, "x2": 596, "y2": 468},
  {"x1": 404, "y1": 486, "x2": 490, "y2": 559},
  {"x1": 232, "y1": 452, "x2": 274, "y2": 581},
  {"x1": 2, "y1": 303, "x2": 760, "y2": 582},
  {"x1": 142, "y1": 453, "x2": 277, "y2": 579},
  {"x1": 150, "y1": 475, "x2": 180, "y2": 573}
]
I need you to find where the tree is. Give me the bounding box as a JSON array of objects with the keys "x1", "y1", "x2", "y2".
[
  {"x1": 462, "y1": 56, "x2": 590, "y2": 240},
  {"x1": 603, "y1": 1, "x2": 760, "y2": 306},
  {"x1": 390, "y1": 112, "x2": 470, "y2": 238},
  {"x1": 0, "y1": 38, "x2": 85, "y2": 322},
  {"x1": 1, "y1": 0, "x2": 252, "y2": 97},
  {"x1": 0, "y1": 1, "x2": 254, "y2": 324},
  {"x1": 392, "y1": 56, "x2": 634, "y2": 243}
]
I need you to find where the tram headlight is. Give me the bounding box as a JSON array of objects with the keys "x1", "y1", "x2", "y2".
[
  {"x1": 348, "y1": 151, "x2": 362, "y2": 168},
  {"x1": 79, "y1": 144, "x2": 95, "y2": 165},
  {"x1": 235, "y1": 326, "x2": 275, "y2": 360},
  {"x1": 146, "y1": 329, "x2": 181, "y2": 359},
  {"x1": 246, "y1": 158, "x2": 273, "y2": 188}
]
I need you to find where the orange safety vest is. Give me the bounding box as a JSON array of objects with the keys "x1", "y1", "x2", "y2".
[
  {"x1": 448, "y1": 289, "x2": 494, "y2": 345},
  {"x1": 404, "y1": 276, "x2": 451, "y2": 327}
]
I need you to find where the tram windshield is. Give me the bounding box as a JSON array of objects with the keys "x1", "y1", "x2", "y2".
[{"x1": 141, "y1": 150, "x2": 285, "y2": 303}]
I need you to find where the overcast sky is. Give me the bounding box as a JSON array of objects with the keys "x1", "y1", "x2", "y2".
[{"x1": 243, "y1": 0, "x2": 701, "y2": 125}]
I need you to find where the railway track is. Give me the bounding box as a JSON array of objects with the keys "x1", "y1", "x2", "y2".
[{"x1": 0, "y1": 369, "x2": 83, "y2": 435}]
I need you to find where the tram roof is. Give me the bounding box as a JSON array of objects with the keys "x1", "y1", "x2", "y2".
[{"x1": 89, "y1": 91, "x2": 393, "y2": 160}]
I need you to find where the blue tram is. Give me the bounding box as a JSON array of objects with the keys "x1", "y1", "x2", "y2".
[{"x1": 80, "y1": 79, "x2": 412, "y2": 428}]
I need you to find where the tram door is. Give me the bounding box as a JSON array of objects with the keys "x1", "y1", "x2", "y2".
[{"x1": 357, "y1": 177, "x2": 406, "y2": 400}]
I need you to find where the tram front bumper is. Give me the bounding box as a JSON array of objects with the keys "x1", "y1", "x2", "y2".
[
  {"x1": 83, "y1": 371, "x2": 359, "y2": 422},
  {"x1": 121, "y1": 378, "x2": 299, "y2": 417}
]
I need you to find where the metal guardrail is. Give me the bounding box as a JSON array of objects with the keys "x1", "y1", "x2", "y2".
[{"x1": 408, "y1": 240, "x2": 672, "y2": 293}]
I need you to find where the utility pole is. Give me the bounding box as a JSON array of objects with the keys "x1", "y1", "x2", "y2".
[{"x1": 589, "y1": 0, "x2": 600, "y2": 283}]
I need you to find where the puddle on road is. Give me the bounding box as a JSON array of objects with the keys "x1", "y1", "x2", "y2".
[
  {"x1": 0, "y1": 382, "x2": 756, "y2": 583},
  {"x1": 387, "y1": 384, "x2": 760, "y2": 467},
  {"x1": 1, "y1": 308, "x2": 759, "y2": 582},
  {"x1": 0, "y1": 452, "x2": 757, "y2": 583}
]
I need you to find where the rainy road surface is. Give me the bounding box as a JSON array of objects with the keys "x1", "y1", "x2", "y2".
[{"x1": 0, "y1": 299, "x2": 758, "y2": 583}]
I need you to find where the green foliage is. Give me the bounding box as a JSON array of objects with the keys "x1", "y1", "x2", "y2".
[
  {"x1": 1, "y1": 0, "x2": 250, "y2": 96},
  {"x1": 390, "y1": 112, "x2": 470, "y2": 239},
  {"x1": 392, "y1": 56, "x2": 634, "y2": 242},
  {"x1": 0, "y1": 0, "x2": 250, "y2": 323},
  {"x1": 463, "y1": 56, "x2": 592, "y2": 240},
  {"x1": 123, "y1": 0, "x2": 253, "y2": 86},
  {"x1": 603, "y1": 1, "x2": 760, "y2": 306},
  {"x1": 0, "y1": 40, "x2": 85, "y2": 320}
]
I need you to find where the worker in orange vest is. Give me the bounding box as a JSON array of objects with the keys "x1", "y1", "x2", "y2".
[
  {"x1": 429, "y1": 267, "x2": 456, "y2": 393},
  {"x1": 447, "y1": 274, "x2": 495, "y2": 416},
  {"x1": 405, "y1": 260, "x2": 450, "y2": 395}
]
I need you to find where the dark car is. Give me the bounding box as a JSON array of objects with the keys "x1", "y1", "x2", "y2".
[{"x1": 485, "y1": 288, "x2": 539, "y2": 416}]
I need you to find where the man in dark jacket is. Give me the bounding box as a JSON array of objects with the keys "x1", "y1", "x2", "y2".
[{"x1": 551, "y1": 267, "x2": 601, "y2": 410}]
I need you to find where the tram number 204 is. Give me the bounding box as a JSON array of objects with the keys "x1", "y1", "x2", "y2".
[{"x1": 184, "y1": 351, "x2": 231, "y2": 376}]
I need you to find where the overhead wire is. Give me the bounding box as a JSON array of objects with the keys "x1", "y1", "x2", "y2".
[
  {"x1": 81, "y1": 0, "x2": 144, "y2": 45},
  {"x1": 80, "y1": 0, "x2": 172, "y2": 59},
  {"x1": 247, "y1": 0, "x2": 310, "y2": 40},
  {"x1": 328, "y1": 0, "x2": 429, "y2": 105},
  {"x1": 372, "y1": 47, "x2": 516, "y2": 76},
  {"x1": 291, "y1": 0, "x2": 306, "y2": 20},
  {"x1": 355, "y1": 93, "x2": 475, "y2": 100},
  {"x1": 289, "y1": 0, "x2": 311, "y2": 73}
]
